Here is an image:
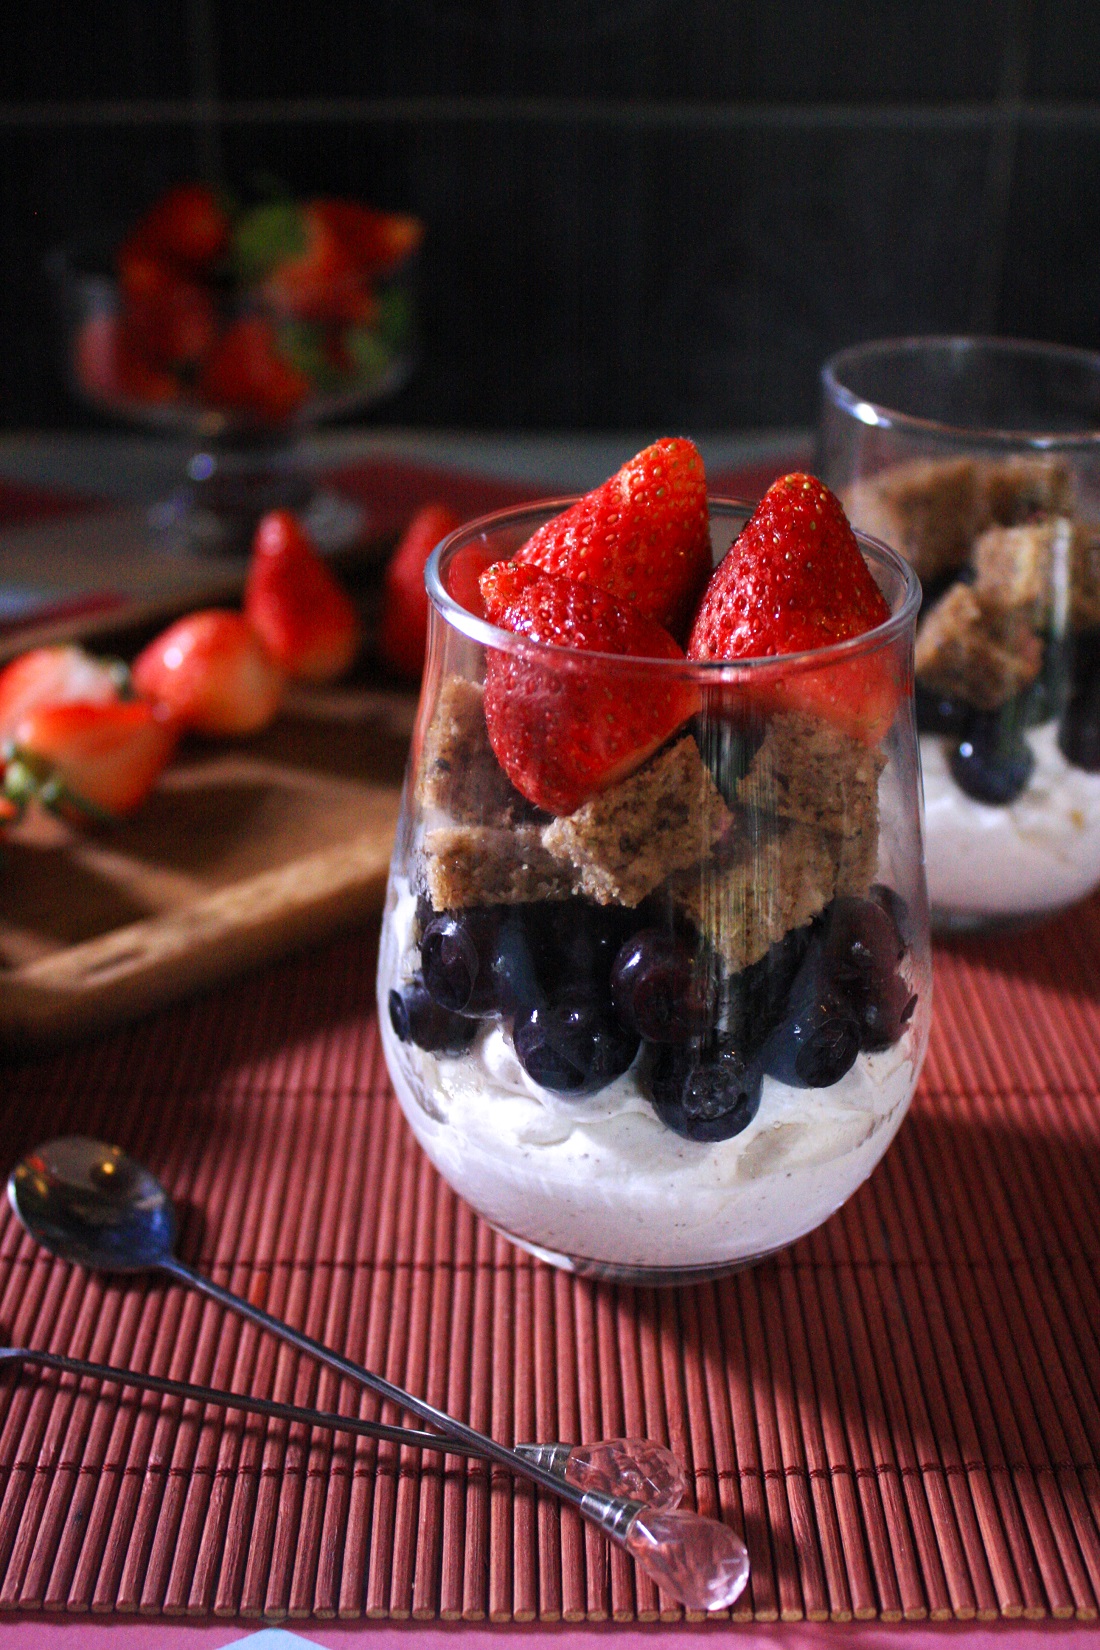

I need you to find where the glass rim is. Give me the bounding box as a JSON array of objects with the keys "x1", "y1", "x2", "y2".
[
  {"x1": 425, "y1": 495, "x2": 921, "y2": 676},
  {"x1": 822, "y1": 334, "x2": 1100, "y2": 449}
]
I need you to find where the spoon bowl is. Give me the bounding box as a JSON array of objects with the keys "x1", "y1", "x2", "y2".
[{"x1": 9, "y1": 1136, "x2": 177, "y2": 1272}]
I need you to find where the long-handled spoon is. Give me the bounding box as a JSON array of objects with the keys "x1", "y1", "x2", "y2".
[
  {"x1": 0, "y1": 1342, "x2": 684, "y2": 1507},
  {"x1": 9, "y1": 1137, "x2": 749, "y2": 1611}
]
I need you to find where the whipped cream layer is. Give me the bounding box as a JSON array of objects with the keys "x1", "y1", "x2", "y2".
[
  {"x1": 922, "y1": 722, "x2": 1100, "y2": 919},
  {"x1": 378, "y1": 884, "x2": 921, "y2": 1273}
]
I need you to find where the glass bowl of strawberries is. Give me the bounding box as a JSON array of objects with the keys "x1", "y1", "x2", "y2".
[
  {"x1": 51, "y1": 181, "x2": 421, "y2": 552},
  {"x1": 377, "y1": 442, "x2": 931, "y2": 1283}
]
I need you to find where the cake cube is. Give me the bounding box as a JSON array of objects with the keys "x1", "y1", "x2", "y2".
[
  {"x1": 971, "y1": 520, "x2": 1059, "y2": 620},
  {"x1": 734, "y1": 711, "x2": 884, "y2": 839},
  {"x1": 915, "y1": 581, "x2": 1043, "y2": 710},
  {"x1": 416, "y1": 675, "x2": 531, "y2": 825},
  {"x1": 421, "y1": 824, "x2": 577, "y2": 909},
  {"x1": 979, "y1": 455, "x2": 1074, "y2": 525},
  {"x1": 669, "y1": 818, "x2": 838, "y2": 973},
  {"x1": 843, "y1": 458, "x2": 985, "y2": 585},
  {"x1": 541, "y1": 735, "x2": 732, "y2": 907}
]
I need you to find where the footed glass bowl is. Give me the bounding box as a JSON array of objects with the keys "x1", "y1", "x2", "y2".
[{"x1": 376, "y1": 499, "x2": 931, "y2": 1283}]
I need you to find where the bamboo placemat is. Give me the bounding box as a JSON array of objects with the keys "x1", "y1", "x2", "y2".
[{"x1": 0, "y1": 893, "x2": 1100, "y2": 1627}]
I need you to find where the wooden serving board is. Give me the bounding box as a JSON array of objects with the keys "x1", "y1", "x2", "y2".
[{"x1": 0, "y1": 530, "x2": 412, "y2": 1050}]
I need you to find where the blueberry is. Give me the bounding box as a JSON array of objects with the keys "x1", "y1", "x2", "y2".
[
  {"x1": 915, "y1": 683, "x2": 974, "y2": 737},
  {"x1": 513, "y1": 993, "x2": 639, "y2": 1096},
  {"x1": 822, "y1": 896, "x2": 916, "y2": 1053},
  {"x1": 645, "y1": 1041, "x2": 762, "y2": 1141},
  {"x1": 949, "y1": 714, "x2": 1034, "y2": 805},
  {"x1": 1059, "y1": 638, "x2": 1100, "y2": 771},
  {"x1": 610, "y1": 929, "x2": 714, "y2": 1042},
  {"x1": 870, "y1": 883, "x2": 911, "y2": 948},
  {"x1": 389, "y1": 977, "x2": 478, "y2": 1054},
  {"x1": 526, "y1": 900, "x2": 634, "y2": 998},
  {"x1": 763, "y1": 950, "x2": 861, "y2": 1089},
  {"x1": 421, "y1": 910, "x2": 493, "y2": 1013},
  {"x1": 1059, "y1": 695, "x2": 1100, "y2": 772},
  {"x1": 719, "y1": 923, "x2": 815, "y2": 1059}
]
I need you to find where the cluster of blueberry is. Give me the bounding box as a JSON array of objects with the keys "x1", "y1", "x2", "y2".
[
  {"x1": 916, "y1": 629, "x2": 1100, "y2": 805},
  {"x1": 389, "y1": 887, "x2": 916, "y2": 1144}
]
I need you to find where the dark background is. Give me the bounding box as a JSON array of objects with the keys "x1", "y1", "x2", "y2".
[{"x1": 5, "y1": 0, "x2": 1100, "y2": 433}]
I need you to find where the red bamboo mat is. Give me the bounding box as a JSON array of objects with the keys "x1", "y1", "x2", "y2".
[{"x1": 0, "y1": 896, "x2": 1098, "y2": 1628}]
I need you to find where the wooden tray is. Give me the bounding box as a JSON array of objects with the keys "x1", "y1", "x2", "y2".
[{"x1": 0, "y1": 541, "x2": 412, "y2": 1050}]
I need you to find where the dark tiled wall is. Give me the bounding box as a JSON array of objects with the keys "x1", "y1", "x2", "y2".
[{"x1": 5, "y1": 0, "x2": 1100, "y2": 432}]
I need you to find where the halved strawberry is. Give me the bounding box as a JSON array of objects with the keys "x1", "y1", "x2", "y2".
[
  {"x1": 0, "y1": 646, "x2": 127, "y2": 743},
  {"x1": 687, "y1": 472, "x2": 901, "y2": 742},
  {"x1": 245, "y1": 509, "x2": 360, "y2": 682},
  {"x1": 132, "y1": 610, "x2": 284, "y2": 736},
  {"x1": 377, "y1": 503, "x2": 461, "y2": 681},
  {"x1": 4, "y1": 699, "x2": 177, "y2": 821},
  {"x1": 512, "y1": 437, "x2": 712, "y2": 639},
  {"x1": 480, "y1": 564, "x2": 698, "y2": 815}
]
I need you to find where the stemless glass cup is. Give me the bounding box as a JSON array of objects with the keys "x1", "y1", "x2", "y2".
[
  {"x1": 376, "y1": 499, "x2": 931, "y2": 1285},
  {"x1": 820, "y1": 337, "x2": 1100, "y2": 932}
]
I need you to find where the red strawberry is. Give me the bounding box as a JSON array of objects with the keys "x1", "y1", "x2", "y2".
[
  {"x1": 480, "y1": 565, "x2": 698, "y2": 815},
  {"x1": 311, "y1": 200, "x2": 423, "y2": 276},
  {"x1": 687, "y1": 473, "x2": 900, "y2": 742},
  {"x1": 245, "y1": 509, "x2": 360, "y2": 682},
  {"x1": 512, "y1": 437, "x2": 711, "y2": 638},
  {"x1": 136, "y1": 183, "x2": 230, "y2": 271},
  {"x1": 74, "y1": 312, "x2": 179, "y2": 407},
  {"x1": 0, "y1": 645, "x2": 126, "y2": 743},
  {"x1": 197, "y1": 318, "x2": 311, "y2": 423},
  {"x1": 132, "y1": 610, "x2": 284, "y2": 736},
  {"x1": 377, "y1": 503, "x2": 461, "y2": 680},
  {"x1": 4, "y1": 699, "x2": 177, "y2": 821}
]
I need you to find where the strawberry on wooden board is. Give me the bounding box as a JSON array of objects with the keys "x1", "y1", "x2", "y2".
[
  {"x1": 480, "y1": 565, "x2": 698, "y2": 815},
  {"x1": 512, "y1": 437, "x2": 712, "y2": 639},
  {"x1": 377, "y1": 503, "x2": 461, "y2": 681},
  {"x1": 3, "y1": 699, "x2": 177, "y2": 821},
  {"x1": 687, "y1": 472, "x2": 901, "y2": 742},
  {"x1": 132, "y1": 610, "x2": 284, "y2": 736},
  {"x1": 245, "y1": 509, "x2": 360, "y2": 682},
  {"x1": 0, "y1": 646, "x2": 127, "y2": 743}
]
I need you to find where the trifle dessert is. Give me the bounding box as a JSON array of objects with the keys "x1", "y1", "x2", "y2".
[
  {"x1": 377, "y1": 443, "x2": 931, "y2": 1281},
  {"x1": 821, "y1": 336, "x2": 1100, "y2": 929}
]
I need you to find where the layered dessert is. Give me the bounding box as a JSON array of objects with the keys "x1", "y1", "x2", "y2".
[
  {"x1": 846, "y1": 456, "x2": 1100, "y2": 921},
  {"x1": 378, "y1": 450, "x2": 929, "y2": 1278}
]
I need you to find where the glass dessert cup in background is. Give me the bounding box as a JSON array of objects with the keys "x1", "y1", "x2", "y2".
[
  {"x1": 820, "y1": 336, "x2": 1100, "y2": 932},
  {"x1": 49, "y1": 248, "x2": 419, "y2": 557},
  {"x1": 376, "y1": 500, "x2": 931, "y2": 1285}
]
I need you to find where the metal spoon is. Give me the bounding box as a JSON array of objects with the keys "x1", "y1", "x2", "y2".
[
  {"x1": 8, "y1": 1137, "x2": 749, "y2": 1611},
  {"x1": 0, "y1": 1343, "x2": 684, "y2": 1505}
]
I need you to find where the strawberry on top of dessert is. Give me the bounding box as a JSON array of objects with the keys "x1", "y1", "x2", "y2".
[{"x1": 687, "y1": 473, "x2": 902, "y2": 743}]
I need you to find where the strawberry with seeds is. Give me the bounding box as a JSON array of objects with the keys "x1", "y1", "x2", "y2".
[
  {"x1": 4, "y1": 700, "x2": 177, "y2": 822},
  {"x1": 0, "y1": 645, "x2": 128, "y2": 743},
  {"x1": 513, "y1": 437, "x2": 711, "y2": 639},
  {"x1": 480, "y1": 563, "x2": 698, "y2": 815},
  {"x1": 377, "y1": 502, "x2": 460, "y2": 680},
  {"x1": 245, "y1": 509, "x2": 360, "y2": 682},
  {"x1": 133, "y1": 610, "x2": 284, "y2": 736},
  {"x1": 687, "y1": 473, "x2": 902, "y2": 742}
]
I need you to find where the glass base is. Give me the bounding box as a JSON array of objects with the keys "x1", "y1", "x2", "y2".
[{"x1": 491, "y1": 1224, "x2": 788, "y2": 1287}]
